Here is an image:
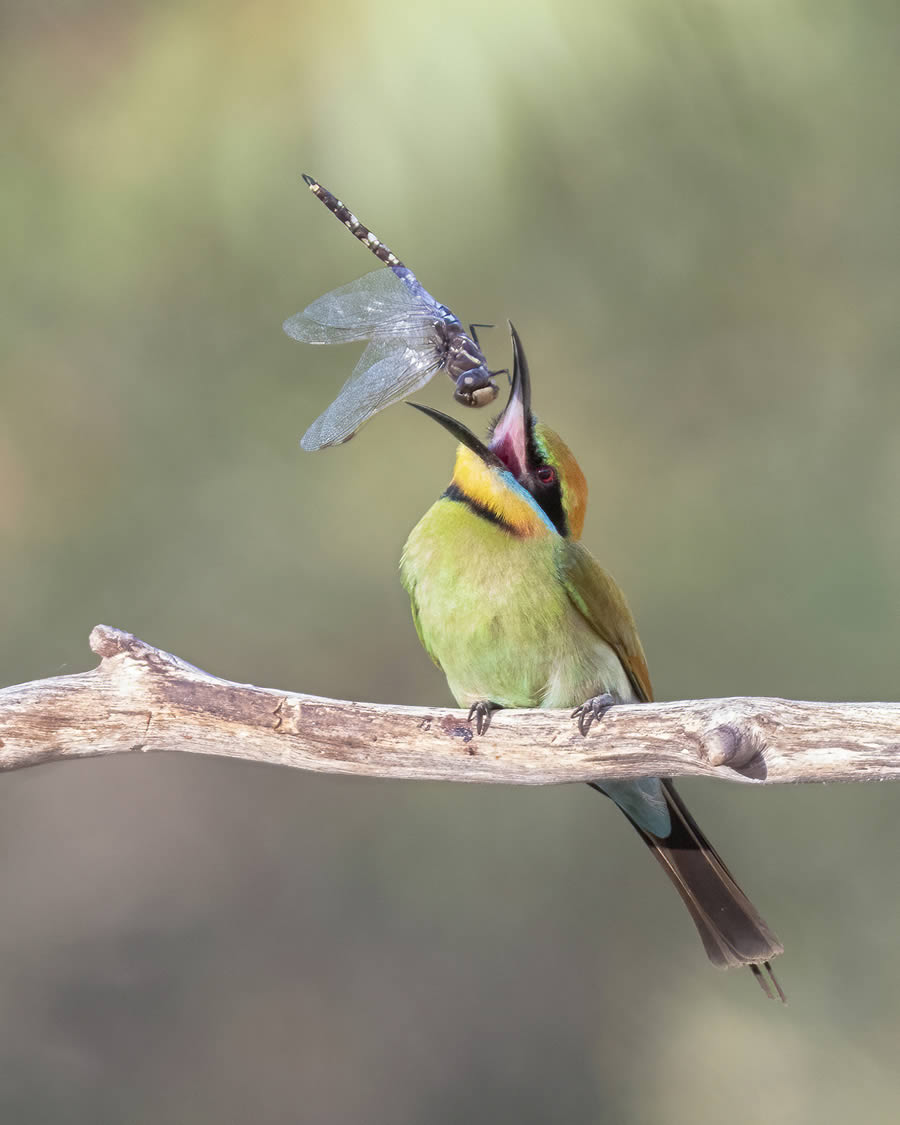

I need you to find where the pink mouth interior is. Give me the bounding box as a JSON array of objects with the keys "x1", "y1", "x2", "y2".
[
  {"x1": 490, "y1": 434, "x2": 521, "y2": 476},
  {"x1": 490, "y1": 406, "x2": 526, "y2": 478}
]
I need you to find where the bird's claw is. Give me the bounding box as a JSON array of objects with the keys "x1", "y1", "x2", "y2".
[
  {"x1": 571, "y1": 693, "x2": 616, "y2": 736},
  {"x1": 467, "y1": 700, "x2": 499, "y2": 736}
]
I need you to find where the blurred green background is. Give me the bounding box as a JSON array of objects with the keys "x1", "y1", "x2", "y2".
[{"x1": 3, "y1": 0, "x2": 899, "y2": 1120}]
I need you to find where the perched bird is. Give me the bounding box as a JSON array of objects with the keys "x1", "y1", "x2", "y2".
[{"x1": 401, "y1": 325, "x2": 785, "y2": 999}]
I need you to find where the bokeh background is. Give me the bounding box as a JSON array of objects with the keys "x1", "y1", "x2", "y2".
[{"x1": 3, "y1": 1, "x2": 899, "y2": 1121}]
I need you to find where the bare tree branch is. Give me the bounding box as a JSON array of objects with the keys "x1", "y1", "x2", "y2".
[{"x1": 0, "y1": 625, "x2": 897, "y2": 785}]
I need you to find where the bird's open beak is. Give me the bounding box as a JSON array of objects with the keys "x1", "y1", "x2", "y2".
[
  {"x1": 488, "y1": 323, "x2": 532, "y2": 477},
  {"x1": 409, "y1": 324, "x2": 532, "y2": 476}
]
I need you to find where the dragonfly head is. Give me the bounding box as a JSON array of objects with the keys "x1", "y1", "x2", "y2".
[{"x1": 453, "y1": 369, "x2": 500, "y2": 408}]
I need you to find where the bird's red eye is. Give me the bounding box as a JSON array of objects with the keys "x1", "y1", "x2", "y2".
[{"x1": 536, "y1": 465, "x2": 556, "y2": 485}]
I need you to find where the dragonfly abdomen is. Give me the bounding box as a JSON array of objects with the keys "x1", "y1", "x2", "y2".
[{"x1": 302, "y1": 174, "x2": 404, "y2": 269}]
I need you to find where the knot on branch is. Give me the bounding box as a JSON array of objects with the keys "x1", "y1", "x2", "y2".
[
  {"x1": 89, "y1": 625, "x2": 155, "y2": 662},
  {"x1": 704, "y1": 713, "x2": 768, "y2": 780},
  {"x1": 89, "y1": 626, "x2": 213, "y2": 686}
]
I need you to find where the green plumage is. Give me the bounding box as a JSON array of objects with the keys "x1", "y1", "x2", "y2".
[
  {"x1": 401, "y1": 494, "x2": 671, "y2": 838},
  {"x1": 403, "y1": 498, "x2": 633, "y2": 711}
]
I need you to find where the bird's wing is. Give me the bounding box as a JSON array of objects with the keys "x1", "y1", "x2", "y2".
[
  {"x1": 405, "y1": 584, "x2": 443, "y2": 672},
  {"x1": 558, "y1": 539, "x2": 654, "y2": 704}
]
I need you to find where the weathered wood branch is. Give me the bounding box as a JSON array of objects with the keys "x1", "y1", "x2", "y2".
[{"x1": 0, "y1": 625, "x2": 897, "y2": 785}]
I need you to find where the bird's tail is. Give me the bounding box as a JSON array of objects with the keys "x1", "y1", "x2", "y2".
[{"x1": 590, "y1": 779, "x2": 785, "y2": 1001}]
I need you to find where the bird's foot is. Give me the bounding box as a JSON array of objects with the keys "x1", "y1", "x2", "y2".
[
  {"x1": 467, "y1": 700, "x2": 501, "y2": 736},
  {"x1": 571, "y1": 693, "x2": 616, "y2": 737}
]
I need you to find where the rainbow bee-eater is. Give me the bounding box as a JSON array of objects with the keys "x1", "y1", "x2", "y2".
[{"x1": 401, "y1": 325, "x2": 785, "y2": 999}]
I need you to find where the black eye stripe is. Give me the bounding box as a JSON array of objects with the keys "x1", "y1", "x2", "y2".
[
  {"x1": 528, "y1": 426, "x2": 568, "y2": 536},
  {"x1": 527, "y1": 472, "x2": 567, "y2": 536}
]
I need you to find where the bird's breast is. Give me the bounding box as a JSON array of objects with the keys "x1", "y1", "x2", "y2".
[{"x1": 401, "y1": 499, "x2": 634, "y2": 709}]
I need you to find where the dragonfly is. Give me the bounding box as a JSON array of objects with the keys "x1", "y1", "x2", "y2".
[{"x1": 284, "y1": 175, "x2": 501, "y2": 450}]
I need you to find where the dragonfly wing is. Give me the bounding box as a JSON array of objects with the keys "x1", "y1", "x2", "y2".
[
  {"x1": 301, "y1": 339, "x2": 442, "y2": 450},
  {"x1": 283, "y1": 269, "x2": 434, "y2": 345}
]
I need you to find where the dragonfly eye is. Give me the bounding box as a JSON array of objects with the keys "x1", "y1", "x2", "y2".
[{"x1": 536, "y1": 465, "x2": 556, "y2": 485}]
